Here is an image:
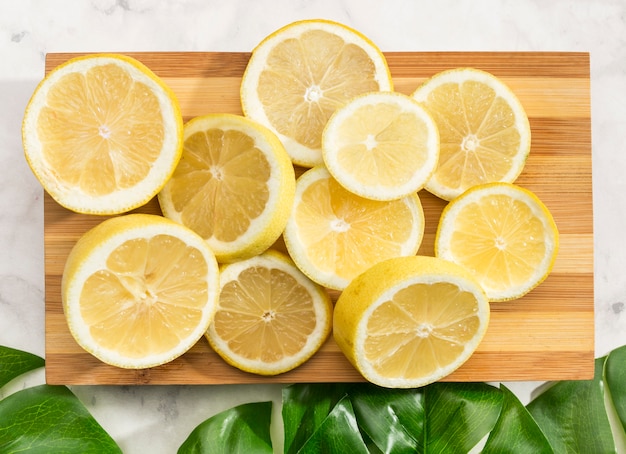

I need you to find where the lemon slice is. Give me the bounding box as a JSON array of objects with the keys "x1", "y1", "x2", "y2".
[
  {"x1": 435, "y1": 182, "x2": 559, "y2": 301},
  {"x1": 283, "y1": 166, "x2": 424, "y2": 290},
  {"x1": 241, "y1": 19, "x2": 393, "y2": 167},
  {"x1": 62, "y1": 213, "x2": 219, "y2": 369},
  {"x1": 157, "y1": 113, "x2": 295, "y2": 263},
  {"x1": 322, "y1": 91, "x2": 439, "y2": 201},
  {"x1": 411, "y1": 67, "x2": 531, "y2": 201},
  {"x1": 23, "y1": 53, "x2": 183, "y2": 214},
  {"x1": 206, "y1": 250, "x2": 333, "y2": 375},
  {"x1": 333, "y1": 255, "x2": 490, "y2": 388}
]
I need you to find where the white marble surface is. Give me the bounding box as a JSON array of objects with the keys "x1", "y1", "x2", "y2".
[{"x1": 1, "y1": 0, "x2": 625, "y2": 452}]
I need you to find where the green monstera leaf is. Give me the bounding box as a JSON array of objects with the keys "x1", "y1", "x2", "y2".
[
  {"x1": 482, "y1": 385, "x2": 553, "y2": 453},
  {"x1": 182, "y1": 345, "x2": 626, "y2": 453},
  {"x1": 527, "y1": 357, "x2": 617, "y2": 454},
  {"x1": 0, "y1": 345, "x2": 44, "y2": 388},
  {"x1": 605, "y1": 345, "x2": 626, "y2": 434},
  {"x1": 178, "y1": 401, "x2": 273, "y2": 454},
  {"x1": 3, "y1": 343, "x2": 626, "y2": 453},
  {"x1": 0, "y1": 346, "x2": 121, "y2": 453},
  {"x1": 281, "y1": 382, "x2": 506, "y2": 453}
]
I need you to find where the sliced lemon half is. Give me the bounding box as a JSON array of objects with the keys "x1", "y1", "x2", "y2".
[
  {"x1": 206, "y1": 250, "x2": 333, "y2": 376},
  {"x1": 412, "y1": 67, "x2": 531, "y2": 201},
  {"x1": 322, "y1": 91, "x2": 439, "y2": 201},
  {"x1": 23, "y1": 53, "x2": 183, "y2": 214},
  {"x1": 62, "y1": 213, "x2": 219, "y2": 369},
  {"x1": 158, "y1": 113, "x2": 295, "y2": 263},
  {"x1": 333, "y1": 255, "x2": 490, "y2": 388},
  {"x1": 435, "y1": 182, "x2": 559, "y2": 301},
  {"x1": 241, "y1": 19, "x2": 393, "y2": 167},
  {"x1": 284, "y1": 166, "x2": 424, "y2": 290}
]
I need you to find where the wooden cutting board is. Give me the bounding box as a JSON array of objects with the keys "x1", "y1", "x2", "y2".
[{"x1": 43, "y1": 51, "x2": 593, "y2": 385}]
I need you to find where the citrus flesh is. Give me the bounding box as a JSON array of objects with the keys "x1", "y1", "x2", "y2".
[
  {"x1": 241, "y1": 19, "x2": 393, "y2": 167},
  {"x1": 333, "y1": 255, "x2": 490, "y2": 388},
  {"x1": 411, "y1": 67, "x2": 530, "y2": 201},
  {"x1": 158, "y1": 114, "x2": 295, "y2": 263},
  {"x1": 62, "y1": 214, "x2": 220, "y2": 369},
  {"x1": 322, "y1": 91, "x2": 440, "y2": 201},
  {"x1": 206, "y1": 250, "x2": 333, "y2": 375},
  {"x1": 283, "y1": 166, "x2": 424, "y2": 290},
  {"x1": 435, "y1": 182, "x2": 559, "y2": 301},
  {"x1": 23, "y1": 53, "x2": 183, "y2": 214}
]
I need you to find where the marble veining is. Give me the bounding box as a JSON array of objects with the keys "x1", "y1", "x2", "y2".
[{"x1": 1, "y1": 1, "x2": 625, "y2": 452}]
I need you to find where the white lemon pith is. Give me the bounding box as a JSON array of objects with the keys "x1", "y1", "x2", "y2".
[
  {"x1": 206, "y1": 250, "x2": 333, "y2": 375},
  {"x1": 333, "y1": 255, "x2": 490, "y2": 388},
  {"x1": 158, "y1": 113, "x2": 295, "y2": 263},
  {"x1": 241, "y1": 19, "x2": 393, "y2": 167},
  {"x1": 62, "y1": 214, "x2": 219, "y2": 369},
  {"x1": 412, "y1": 67, "x2": 531, "y2": 201},
  {"x1": 283, "y1": 166, "x2": 425, "y2": 291},
  {"x1": 22, "y1": 54, "x2": 183, "y2": 215},
  {"x1": 322, "y1": 91, "x2": 440, "y2": 201},
  {"x1": 435, "y1": 182, "x2": 559, "y2": 302}
]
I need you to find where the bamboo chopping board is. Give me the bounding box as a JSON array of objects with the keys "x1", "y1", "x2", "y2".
[{"x1": 43, "y1": 51, "x2": 593, "y2": 385}]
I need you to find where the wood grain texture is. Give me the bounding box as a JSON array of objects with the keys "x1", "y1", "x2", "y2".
[{"x1": 43, "y1": 51, "x2": 594, "y2": 385}]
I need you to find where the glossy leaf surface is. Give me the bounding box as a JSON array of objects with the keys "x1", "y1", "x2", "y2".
[
  {"x1": 482, "y1": 385, "x2": 553, "y2": 453},
  {"x1": 178, "y1": 401, "x2": 273, "y2": 454},
  {"x1": 0, "y1": 385, "x2": 121, "y2": 453},
  {"x1": 527, "y1": 357, "x2": 616, "y2": 454},
  {"x1": 282, "y1": 382, "x2": 504, "y2": 453},
  {"x1": 422, "y1": 382, "x2": 503, "y2": 453},
  {"x1": 605, "y1": 344, "x2": 626, "y2": 433},
  {"x1": 0, "y1": 345, "x2": 44, "y2": 389},
  {"x1": 296, "y1": 395, "x2": 370, "y2": 454},
  {"x1": 282, "y1": 383, "x2": 348, "y2": 454},
  {"x1": 350, "y1": 383, "x2": 424, "y2": 453}
]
